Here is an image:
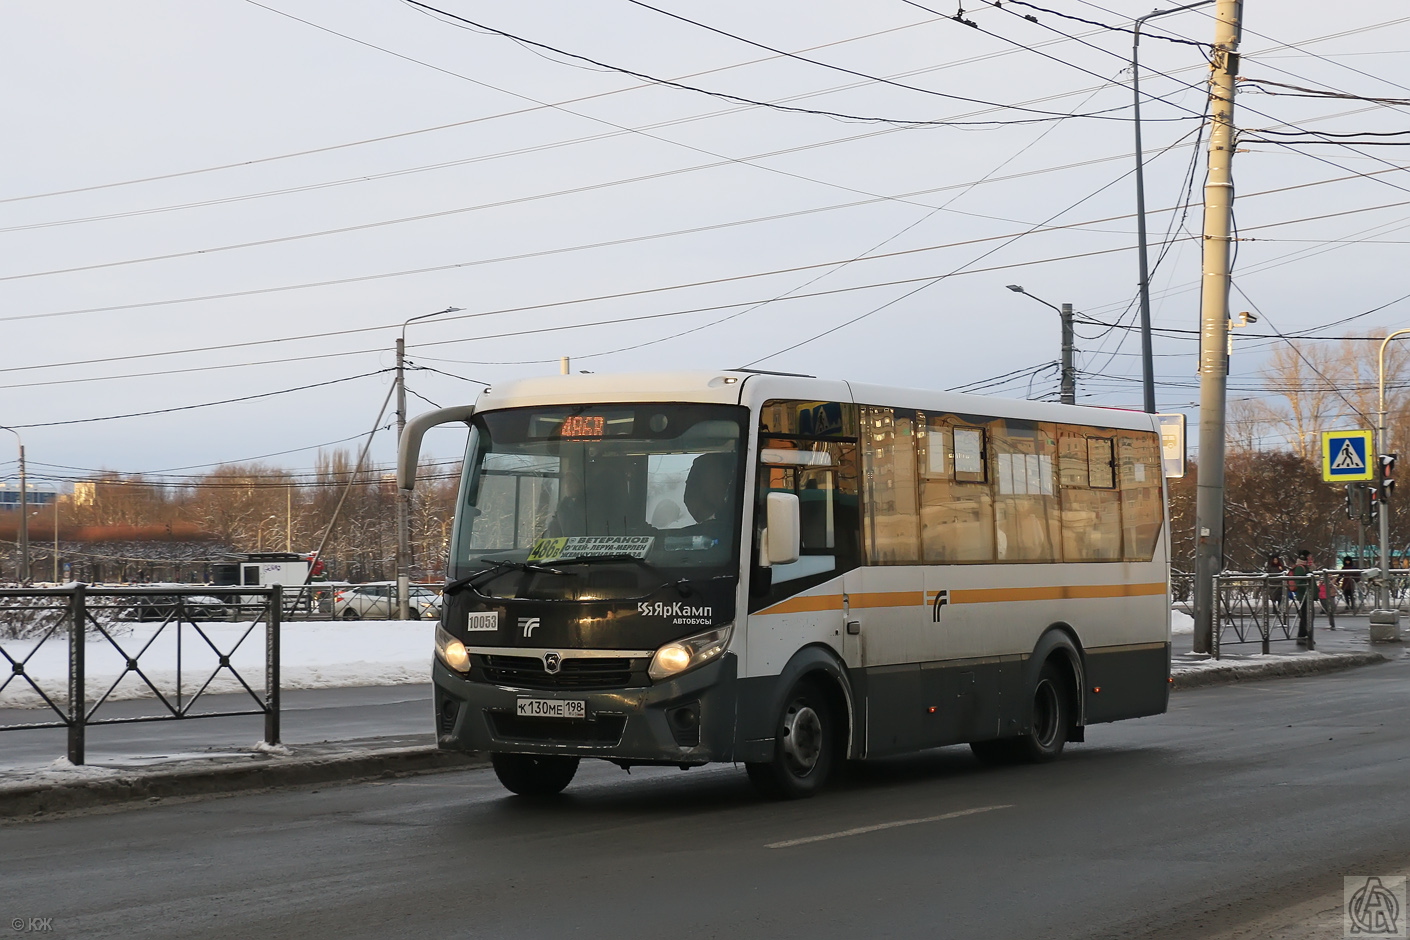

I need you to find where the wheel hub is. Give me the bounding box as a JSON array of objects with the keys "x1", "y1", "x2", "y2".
[{"x1": 781, "y1": 702, "x2": 823, "y2": 775}]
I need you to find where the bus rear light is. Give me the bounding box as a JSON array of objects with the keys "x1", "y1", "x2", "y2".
[{"x1": 1092, "y1": 686, "x2": 1102, "y2": 693}]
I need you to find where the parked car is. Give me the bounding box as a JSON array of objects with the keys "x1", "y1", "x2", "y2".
[
  {"x1": 120, "y1": 593, "x2": 230, "y2": 622},
  {"x1": 334, "y1": 583, "x2": 442, "y2": 620}
]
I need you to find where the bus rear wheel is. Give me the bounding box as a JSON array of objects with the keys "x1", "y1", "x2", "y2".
[
  {"x1": 746, "y1": 679, "x2": 835, "y2": 800},
  {"x1": 491, "y1": 753, "x2": 579, "y2": 797},
  {"x1": 970, "y1": 662, "x2": 1070, "y2": 765}
]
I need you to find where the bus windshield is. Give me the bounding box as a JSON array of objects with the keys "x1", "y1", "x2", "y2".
[{"x1": 450, "y1": 403, "x2": 748, "y2": 589}]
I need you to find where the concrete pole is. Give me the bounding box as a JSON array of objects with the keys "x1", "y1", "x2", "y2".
[
  {"x1": 395, "y1": 336, "x2": 411, "y2": 621},
  {"x1": 1060, "y1": 303, "x2": 1076, "y2": 405},
  {"x1": 1190, "y1": 0, "x2": 1242, "y2": 655},
  {"x1": 1373, "y1": 330, "x2": 1410, "y2": 640},
  {"x1": 17, "y1": 443, "x2": 28, "y2": 582}
]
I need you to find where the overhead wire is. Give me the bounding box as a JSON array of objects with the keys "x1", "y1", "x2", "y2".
[{"x1": 399, "y1": 0, "x2": 1186, "y2": 125}]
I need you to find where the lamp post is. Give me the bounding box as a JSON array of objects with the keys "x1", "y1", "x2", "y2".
[
  {"x1": 1006, "y1": 285, "x2": 1075, "y2": 405},
  {"x1": 0, "y1": 426, "x2": 28, "y2": 582},
  {"x1": 1373, "y1": 330, "x2": 1410, "y2": 640},
  {"x1": 1132, "y1": 1, "x2": 1214, "y2": 415},
  {"x1": 397, "y1": 306, "x2": 463, "y2": 620},
  {"x1": 257, "y1": 514, "x2": 278, "y2": 553}
]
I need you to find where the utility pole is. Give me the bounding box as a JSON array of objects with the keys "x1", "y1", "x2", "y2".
[
  {"x1": 1060, "y1": 303, "x2": 1076, "y2": 406},
  {"x1": 1133, "y1": 1, "x2": 1214, "y2": 415},
  {"x1": 1374, "y1": 330, "x2": 1410, "y2": 640},
  {"x1": 395, "y1": 335, "x2": 411, "y2": 622},
  {"x1": 1, "y1": 426, "x2": 29, "y2": 583},
  {"x1": 1006, "y1": 286, "x2": 1077, "y2": 405},
  {"x1": 1190, "y1": 0, "x2": 1242, "y2": 655},
  {"x1": 395, "y1": 306, "x2": 463, "y2": 621}
]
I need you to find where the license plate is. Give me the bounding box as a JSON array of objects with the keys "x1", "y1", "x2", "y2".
[
  {"x1": 516, "y1": 698, "x2": 586, "y2": 719},
  {"x1": 465, "y1": 611, "x2": 499, "y2": 632}
]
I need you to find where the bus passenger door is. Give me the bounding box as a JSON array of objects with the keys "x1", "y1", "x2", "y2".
[{"x1": 853, "y1": 407, "x2": 930, "y2": 756}]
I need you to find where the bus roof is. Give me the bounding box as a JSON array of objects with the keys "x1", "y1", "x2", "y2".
[{"x1": 471, "y1": 370, "x2": 1159, "y2": 434}]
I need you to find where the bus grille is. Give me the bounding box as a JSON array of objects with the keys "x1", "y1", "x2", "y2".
[
  {"x1": 474, "y1": 654, "x2": 646, "y2": 691},
  {"x1": 487, "y1": 712, "x2": 628, "y2": 746}
]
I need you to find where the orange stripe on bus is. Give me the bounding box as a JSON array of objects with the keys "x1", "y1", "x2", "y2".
[
  {"x1": 760, "y1": 582, "x2": 1166, "y2": 616},
  {"x1": 758, "y1": 594, "x2": 844, "y2": 615},
  {"x1": 851, "y1": 591, "x2": 925, "y2": 609},
  {"x1": 948, "y1": 583, "x2": 1168, "y2": 604}
]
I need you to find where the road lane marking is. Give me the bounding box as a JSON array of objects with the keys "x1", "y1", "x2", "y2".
[{"x1": 765, "y1": 804, "x2": 1012, "y2": 849}]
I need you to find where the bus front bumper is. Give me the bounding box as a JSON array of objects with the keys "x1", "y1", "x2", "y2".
[{"x1": 432, "y1": 653, "x2": 739, "y2": 764}]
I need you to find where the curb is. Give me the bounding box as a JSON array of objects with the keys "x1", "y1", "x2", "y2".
[
  {"x1": 1171, "y1": 650, "x2": 1390, "y2": 691},
  {"x1": 0, "y1": 746, "x2": 487, "y2": 820}
]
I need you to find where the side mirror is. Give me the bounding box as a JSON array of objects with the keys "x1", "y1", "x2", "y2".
[
  {"x1": 398, "y1": 405, "x2": 476, "y2": 491},
  {"x1": 765, "y1": 492, "x2": 801, "y2": 566}
]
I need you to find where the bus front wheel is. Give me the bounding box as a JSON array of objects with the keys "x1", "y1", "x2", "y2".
[
  {"x1": 746, "y1": 679, "x2": 835, "y2": 800},
  {"x1": 492, "y1": 753, "x2": 579, "y2": 797}
]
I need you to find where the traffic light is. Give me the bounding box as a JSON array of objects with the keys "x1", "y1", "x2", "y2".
[
  {"x1": 1379, "y1": 453, "x2": 1397, "y2": 503},
  {"x1": 1347, "y1": 483, "x2": 1378, "y2": 524}
]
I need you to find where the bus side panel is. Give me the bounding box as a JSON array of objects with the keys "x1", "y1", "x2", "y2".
[{"x1": 1083, "y1": 642, "x2": 1171, "y2": 723}]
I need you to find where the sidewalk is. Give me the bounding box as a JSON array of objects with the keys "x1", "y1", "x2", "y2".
[{"x1": 1170, "y1": 609, "x2": 1402, "y2": 689}]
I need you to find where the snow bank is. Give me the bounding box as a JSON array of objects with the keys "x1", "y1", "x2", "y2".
[
  {"x1": 0, "y1": 620, "x2": 433, "y2": 709},
  {"x1": 1171, "y1": 609, "x2": 1195, "y2": 635}
]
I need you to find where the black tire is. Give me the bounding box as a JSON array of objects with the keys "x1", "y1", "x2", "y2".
[
  {"x1": 1013, "y1": 662, "x2": 1069, "y2": 763},
  {"x1": 341, "y1": 608, "x2": 361, "y2": 621},
  {"x1": 491, "y1": 753, "x2": 579, "y2": 797},
  {"x1": 745, "y1": 679, "x2": 835, "y2": 800},
  {"x1": 970, "y1": 661, "x2": 1071, "y2": 765}
]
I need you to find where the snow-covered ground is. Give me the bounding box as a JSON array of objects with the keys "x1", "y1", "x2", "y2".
[
  {"x1": 0, "y1": 620, "x2": 432, "y2": 709},
  {"x1": 0, "y1": 608, "x2": 1203, "y2": 709},
  {"x1": 1170, "y1": 609, "x2": 1195, "y2": 635}
]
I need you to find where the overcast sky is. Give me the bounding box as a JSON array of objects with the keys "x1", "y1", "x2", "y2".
[{"x1": 3, "y1": 0, "x2": 1407, "y2": 487}]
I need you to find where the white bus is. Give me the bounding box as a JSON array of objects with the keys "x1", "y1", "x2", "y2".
[{"x1": 400, "y1": 371, "x2": 1170, "y2": 799}]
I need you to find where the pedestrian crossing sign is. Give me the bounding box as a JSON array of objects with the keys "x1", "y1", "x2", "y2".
[{"x1": 1321, "y1": 429, "x2": 1375, "y2": 482}]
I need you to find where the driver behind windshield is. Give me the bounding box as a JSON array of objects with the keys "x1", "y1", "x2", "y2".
[{"x1": 676, "y1": 451, "x2": 736, "y2": 545}]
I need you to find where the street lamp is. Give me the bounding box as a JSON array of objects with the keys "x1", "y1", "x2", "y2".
[
  {"x1": 0, "y1": 425, "x2": 28, "y2": 582},
  {"x1": 257, "y1": 514, "x2": 278, "y2": 553},
  {"x1": 1373, "y1": 330, "x2": 1410, "y2": 640},
  {"x1": 1006, "y1": 285, "x2": 1076, "y2": 405},
  {"x1": 1132, "y1": 1, "x2": 1214, "y2": 415},
  {"x1": 397, "y1": 306, "x2": 463, "y2": 620}
]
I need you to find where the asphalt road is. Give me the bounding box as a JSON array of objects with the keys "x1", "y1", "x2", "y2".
[
  {"x1": 7, "y1": 657, "x2": 1410, "y2": 940},
  {"x1": 0, "y1": 685, "x2": 435, "y2": 770}
]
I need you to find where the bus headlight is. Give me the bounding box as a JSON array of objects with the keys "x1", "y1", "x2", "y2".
[
  {"x1": 648, "y1": 625, "x2": 732, "y2": 682},
  {"x1": 435, "y1": 624, "x2": 471, "y2": 673}
]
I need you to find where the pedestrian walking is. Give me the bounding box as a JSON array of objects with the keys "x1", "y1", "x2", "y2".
[
  {"x1": 1340, "y1": 555, "x2": 1360, "y2": 613},
  {"x1": 1265, "y1": 553, "x2": 1285, "y2": 608},
  {"x1": 1291, "y1": 549, "x2": 1315, "y2": 643}
]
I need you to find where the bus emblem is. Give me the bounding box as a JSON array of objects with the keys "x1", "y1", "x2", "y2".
[
  {"x1": 543, "y1": 652, "x2": 562, "y2": 674},
  {"x1": 931, "y1": 590, "x2": 950, "y2": 623}
]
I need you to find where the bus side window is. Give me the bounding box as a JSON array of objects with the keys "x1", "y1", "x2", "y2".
[
  {"x1": 861, "y1": 407, "x2": 921, "y2": 565},
  {"x1": 755, "y1": 438, "x2": 860, "y2": 589},
  {"x1": 1119, "y1": 432, "x2": 1163, "y2": 561},
  {"x1": 1059, "y1": 429, "x2": 1122, "y2": 561},
  {"x1": 919, "y1": 417, "x2": 995, "y2": 563}
]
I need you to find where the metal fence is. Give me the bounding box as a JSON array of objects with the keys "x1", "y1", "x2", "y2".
[{"x1": 0, "y1": 584, "x2": 281, "y2": 764}]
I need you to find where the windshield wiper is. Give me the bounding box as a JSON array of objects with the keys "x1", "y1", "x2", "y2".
[
  {"x1": 553, "y1": 554, "x2": 694, "y2": 597},
  {"x1": 444, "y1": 559, "x2": 565, "y2": 596}
]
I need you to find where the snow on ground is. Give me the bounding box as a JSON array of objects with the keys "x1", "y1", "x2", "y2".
[
  {"x1": 1171, "y1": 609, "x2": 1195, "y2": 635},
  {"x1": 0, "y1": 620, "x2": 432, "y2": 709},
  {"x1": 1169, "y1": 650, "x2": 1335, "y2": 673},
  {"x1": 0, "y1": 607, "x2": 1209, "y2": 708}
]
